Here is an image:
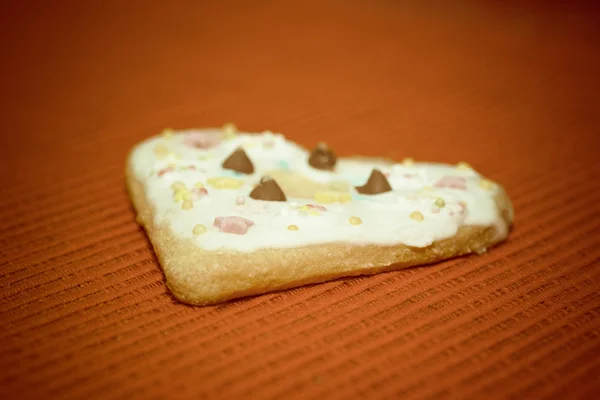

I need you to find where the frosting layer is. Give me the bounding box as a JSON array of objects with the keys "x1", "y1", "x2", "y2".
[{"x1": 130, "y1": 128, "x2": 504, "y2": 252}]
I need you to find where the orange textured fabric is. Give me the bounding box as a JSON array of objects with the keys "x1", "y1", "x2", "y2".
[{"x1": 1, "y1": 1, "x2": 599, "y2": 399}]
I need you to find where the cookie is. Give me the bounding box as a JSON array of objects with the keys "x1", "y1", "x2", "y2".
[{"x1": 126, "y1": 125, "x2": 513, "y2": 305}]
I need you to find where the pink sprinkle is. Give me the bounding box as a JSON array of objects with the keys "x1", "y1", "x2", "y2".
[
  {"x1": 158, "y1": 167, "x2": 174, "y2": 177},
  {"x1": 307, "y1": 204, "x2": 328, "y2": 212},
  {"x1": 188, "y1": 165, "x2": 197, "y2": 170},
  {"x1": 403, "y1": 174, "x2": 415, "y2": 179},
  {"x1": 214, "y1": 216, "x2": 255, "y2": 235},
  {"x1": 192, "y1": 187, "x2": 208, "y2": 200},
  {"x1": 432, "y1": 206, "x2": 440, "y2": 214},
  {"x1": 236, "y1": 196, "x2": 246, "y2": 205},
  {"x1": 434, "y1": 176, "x2": 467, "y2": 190},
  {"x1": 183, "y1": 131, "x2": 221, "y2": 149}
]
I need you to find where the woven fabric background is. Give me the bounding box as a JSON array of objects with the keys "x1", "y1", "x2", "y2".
[{"x1": 1, "y1": 1, "x2": 599, "y2": 399}]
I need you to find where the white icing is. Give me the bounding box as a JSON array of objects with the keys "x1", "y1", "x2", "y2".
[{"x1": 130, "y1": 129, "x2": 504, "y2": 252}]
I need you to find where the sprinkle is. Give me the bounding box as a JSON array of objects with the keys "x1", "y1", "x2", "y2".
[
  {"x1": 192, "y1": 224, "x2": 207, "y2": 235},
  {"x1": 287, "y1": 224, "x2": 299, "y2": 231},
  {"x1": 153, "y1": 144, "x2": 169, "y2": 159},
  {"x1": 214, "y1": 216, "x2": 254, "y2": 235},
  {"x1": 479, "y1": 178, "x2": 494, "y2": 190},
  {"x1": 456, "y1": 162, "x2": 472, "y2": 170},
  {"x1": 434, "y1": 197, "x2": 445, "y2": 208},
  {"x1": 314, "y1": 191, "x2": 352, "y2": 204},
  {"x1": 349, "y1": 216, "x2": 362, "y2": 225},
  {"x1": 434, "y1": 176, "x2": 467, "y2": 190},
  {"x1": 171, "y1": 181, "x2": 186, "y2": 190},
  {"x1": 278, "y1": 160, "x2": 289, "y2": 170},
  {"x1": 167, "y1": 162, "x2": 177, "y2": 169},
  {"x1": 222, "y1": 122, "x2": 237, "y2": 138},
  {"x1": 191, "y1": 187, "x2": 208, "y2": 199},
  {"x1": 194, "y1": 182, "x2": 205, "y2": 188},
  {"x1": 173, "y1": 188, "x2": 191, "y2": 202},
  {"x1": 182, "y1": 200, "x2": 193, "y2": 210},
  {"x1": 432, "y1": 206, "x2": 440, "y2": 214},
  {"x1": 207, "y1": 177, "x2": 244, "y2": 189},
  {"x1": 402, "y1": 157, "x2": 414, "y2": 166},
  {"x1": 236, "y1": 196, "x2": 246, "y2": 205},
  {"x1": 162, "y1": 128, "x2": 174, "y2": 138},
  {"x1": 158, "y1": 167, "x2": 174, "y2": 177},
  {"x1": 297, "y1": 204, "x2": 327, "y2": 216},
  {"x1": 410, "y1": 211, "x2": 424, "y2": 221}
]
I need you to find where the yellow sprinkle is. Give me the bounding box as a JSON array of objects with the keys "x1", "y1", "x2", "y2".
[
  {"x1": 434, "y1": 197, "x2": 445, "y2": 208},
  {"x1": 162, "y1": 128, "x2": 174, "y2": 138},
  {"x1": 192, "y1": 224, "x2": 207, "y2": 235},
  {"x1": 173, "y1": 188, "x2": 191, "y2": 202},
  {"x1": 198, "y1": 155, "x2": 210, "y2": 161},
  {"x1": 173, "y1": 154, "x2": 182, "y2": 160},
  {"x1": 479, "y1": 178, "x2": 494, "y2": 190},
  {"x1": 403, "y1": 157, "x2": 414, "y2": 166},
  {"x1": 410, "y1": 211, "x2": 424, "y2": 221},
  {"x1": 418, "y1": 186, "x2": 433, "y2": 195},
  {"x1": 207, "y1": 177, "x2": 244, "y2": 189},
  {"x1": 171, "y1": 181, "x2": 186, "y2": 190},
  {"x1": 314, "y1": 191, "x2": 351, "y2": 204},
  {"x1": 153, "y1": 144, "x2": 169, "y2": 159},
  {"x1": 456, "y1": 162, "x2": 472, "y2": 170},
  {"x1": 194, "y1": 182, "x2": 205, "y2": 189},
  {"x1": 299, "y1": 205, "x2": 310, "y2": 212},
  {"x1": 222, "y1": 122, "x2": 237, "y2": 138},
  {"x1": 349, "y1": 216, "x2": 362, "y2": 225},
  {"x1": 182, "y1": 200, "x2": 193, "y2": 210},
  {"x1": 287, "y1": 224, "x2": 299, "y2": 231},
  {"x1": 167, "y1": 162, "x2": 177, "y2": 169}
]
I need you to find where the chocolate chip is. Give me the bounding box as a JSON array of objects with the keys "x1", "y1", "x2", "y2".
[
  {"x1": 249, "y1": 176, "x2": 287, "y2": 202},
  {"x1": 222, "y1": 147, "x2": 254, "y2": 174},
  {"x1": 308, "y1": 142, "x2": 337, "y2": 170},
  {"x1": 355, "y1": 169, "x2": 392, "y2": 195}
]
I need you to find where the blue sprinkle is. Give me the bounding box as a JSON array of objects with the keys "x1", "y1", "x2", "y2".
[{"x1": 278, "y1": 160, "x2": 290, "y2": 170}]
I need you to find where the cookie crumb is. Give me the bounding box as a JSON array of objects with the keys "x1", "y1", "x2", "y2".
[
  {"x1": 349, "y1": 216, "x2": 362, "y2": 225},
  {"x1": 192, "y1": 224, "x2": 207, "y2": 235},
  {"x1": 410, "y1": 211, "x2": 424, "y2": 221},
  {"x1": 434, "y1": 197, "x2": 445, "y2": 208},
  {"x1": 287, "y1": 224, "x2": 299, "y2": 231}
]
